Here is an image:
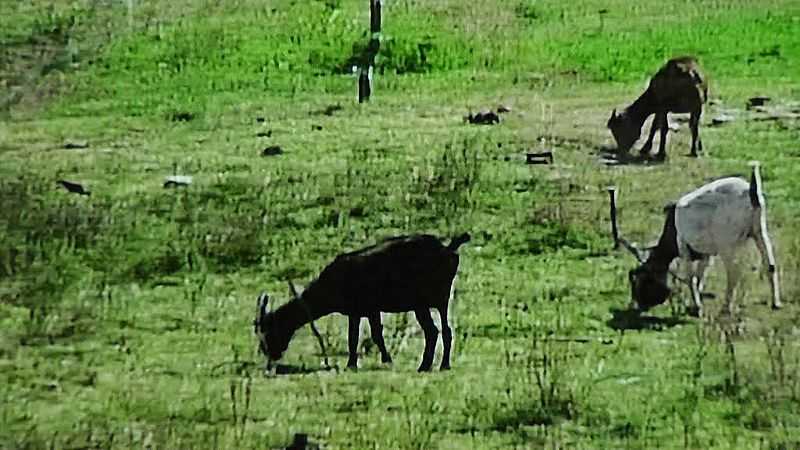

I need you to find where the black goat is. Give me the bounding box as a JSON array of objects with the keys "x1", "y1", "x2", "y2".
[
  {"x1": 254, "y1": 233, "x2": 471, "y2": 372},
  {"x1": 607, "y1": 56, "x2": 708, "y2": 159}
]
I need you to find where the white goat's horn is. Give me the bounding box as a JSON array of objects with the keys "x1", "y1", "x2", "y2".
[
  {"x1": 287, "y1": 280, "x2": 300, "y2": 300},
  {"x1": 618, "y1": 237, "x2": 646, "y2": 264}
]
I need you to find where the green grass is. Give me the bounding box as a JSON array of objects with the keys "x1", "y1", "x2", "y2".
[{"x1": 2, "y1": 0, "x2": 800, "y2": 448}]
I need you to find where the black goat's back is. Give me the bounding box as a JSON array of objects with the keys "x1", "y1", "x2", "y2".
[{"x1": 312, "y1": 234, "x2": 461, "y2": 314}]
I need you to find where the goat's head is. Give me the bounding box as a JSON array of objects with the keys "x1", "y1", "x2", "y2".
[
  {"x1": 628, "y1": 263, "x2": 671, "y2": 311},
  {"x1": 607, "y1": 109, "x2": 640, "y2": 152},
  {"x1": 253, "y1": 293, "x2": 290, "y2": 362},
  {"x1": 620, "y1": 241, "x2": 672, "y2": 311}
]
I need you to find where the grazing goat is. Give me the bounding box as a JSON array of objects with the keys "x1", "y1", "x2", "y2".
[
  {"x1": 607, "y1": 56, "x2": 708, "y2": 159},
  {"x1": 624, "y1": 163, "x2": 780, "y2": 315},
  {"x1": 254, "y1": 233, "x2": 471, "y2": 372}
]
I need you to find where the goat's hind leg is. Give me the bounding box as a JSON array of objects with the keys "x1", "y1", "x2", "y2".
[
  {"x1": 720, "y1": 252, "x2": 741, "y2": 315},
  {"x1": 414, "y1": 308, "x2": 439, "y2": 372},
  {"x1": 347, "y1": 315, "x2": 361, "y2": 369},
  {"x1": 367, "y1": 312, "x2": 392, "y2": 364},
  {"x1": 689, "y1": 108, "x2": 702, "y2": 157},
  {"x1": 437, "y1": 305, "x2": 453, "y2": 370},
  {"x1": 655, "y1": 112, "x2": 669, "y2": 160},
  {"x1": 687, "y1": 258, "x2": 710, "y2": 316},
  {"x1": 752, "y1": 216, "x2": 781, "y2": 309},
  {"x1": 640, "y1": 114, "x2": 660, "y2": 155}
]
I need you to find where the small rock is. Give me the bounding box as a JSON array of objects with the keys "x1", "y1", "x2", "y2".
[
  {"x1": 164, "y1": 175, "x2": 192, "y2": 188},
  {"x1": 747, "y1": 96, "x2": 771, "y2": 109},
  {"x1": 63, "y1": 139, "x2": 89, "y2": 149},
  {"x1": 711, "y1": 114, "x2": 734, "y2": 126},
  {"x1": 169, "y1": 111, "x2": 195, "y2": 122},
  {"x1": 526, "y1": 151, "x2": 554, "y2": 165},
  {"x1": 256, "y1": 130, "x2": 272, "y2": 138},
  {"x1": 311, "y1": 124, "x2": 323, "y2": 131},
  {"x1": 57, "y1": 179, "x2": 90, "y2": 196},
  {"x1": 466, "y1": 110, "x2": 500, "y2": 125},
  {"x1": 261, "y1": 145, "x2": 284, "y2": 156},
  {"x1": 256, "y1": 116, "x2": 266, "y2": 123}
]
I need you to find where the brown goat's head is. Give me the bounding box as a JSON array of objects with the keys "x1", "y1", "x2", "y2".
[
  {"x1": 628, "y1": 265, "x2": 671, "y2": 311},
  {"x1": 254, "y1": 293, "x2": 290, "y2": 362},
  {"x1": 607, "y1": 109, "x2": 640, "y2": 152}
]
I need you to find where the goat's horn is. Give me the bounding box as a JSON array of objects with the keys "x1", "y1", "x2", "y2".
[
  {"x1": 618, "y1": 237, "x2": 646, "y2": 264},
  {"x1": 287, "y1": 280, "x2": 300, "y2": 300},
  {"x1": 607, "y1": 185, "x2": 646, "y2": 264}
]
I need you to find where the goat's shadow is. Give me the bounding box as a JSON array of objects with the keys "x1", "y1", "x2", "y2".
[
  {"x1": 209, "y1": 359, "x2": 340, "y2": 377},
  {"x1": 607, "y1": 308, "x2": 689, "y2": 331},
  {"x1": 273, "y1": 362, "x2": 340, "y2": 375},
  {"x1": 597, "y1": 145, "x2": 665, "y2": 167}
]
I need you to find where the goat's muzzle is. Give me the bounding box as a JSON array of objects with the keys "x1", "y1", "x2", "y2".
[{"x1": 629, "y1": 266, "x2": 671, "y2": 311}]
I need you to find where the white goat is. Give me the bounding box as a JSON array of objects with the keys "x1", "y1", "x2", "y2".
[{"x1": 625, "y1": 163, "x2": 780, "y2": 315}]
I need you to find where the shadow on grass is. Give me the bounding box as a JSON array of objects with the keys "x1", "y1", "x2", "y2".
[
  {"x1": 210, "y1": 359, "x2": 341, "y2": 376},
  {"x1": 597, "y1": 145, "x2": 664, "y2": 166},
  {"x1": 606, "y1": 308, "x2": 688, "y2": 331}
]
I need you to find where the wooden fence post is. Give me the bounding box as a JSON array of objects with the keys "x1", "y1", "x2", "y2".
[
  {"x1": 607, "y1": 186, "x2": 620, "y2": 249},
  {"x1": 358, "y1": 0, "x2": 381, "y2": 103}
]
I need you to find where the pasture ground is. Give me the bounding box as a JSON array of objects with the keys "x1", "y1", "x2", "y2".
[{"x1": 1, "y1": 0, "x2": 800, "y2": 448}]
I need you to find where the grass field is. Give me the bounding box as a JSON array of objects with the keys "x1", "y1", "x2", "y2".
[{"x1": 2, "y1": 0, "x2": 800, "y2": 448}]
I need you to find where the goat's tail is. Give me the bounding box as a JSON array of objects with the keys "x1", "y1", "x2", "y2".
[
  {"x1": 447, "y1": 232, "x2": 471, "y2": 252},
  {"x1": 749, "y1": 161, "x2": 766, "y2": 209}
]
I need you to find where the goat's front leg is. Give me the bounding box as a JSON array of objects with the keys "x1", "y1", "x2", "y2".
[
  {"x1": 347, "y1": 316, "x2": 361, "y2": 369},
  {"x1": 367, "y1": 312, "x2": 392, "y2": 364},
  {"x1": 687, "y1": 258, "x2": 710, "y2": 316},
  {"x1": 720, "y1": 252, "x2": 741, "y2": 314},
  {"x1": 640, "y1": 114, "x2": 660, "y2": 155},
  {"x1": 752, "y1": 218, "x2": 782, "y2": 309},
  {"x1": 655, "y1": 112, "x2": 669, "y2": 160},
  {"x1": 414, "y1": 308, "x2": 439, "y2": 372},
  {"x1": 689, "y1": 108, "x2": 702, "y2": 156},
  {"x1": 437, "y1": 305, "x2": 452, "y2": 370}
]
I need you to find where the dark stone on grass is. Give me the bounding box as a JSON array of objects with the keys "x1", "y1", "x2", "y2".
[
  {"x1": 261, "y1": 145, "x2": 284, "y2": 157},
  {"x1": 256, "y1": 130, "x2": 272, "y2": 138},
  {"x1": 747, "y1": 96, "x2": 771, "y2": 109},
  {"x1": 256, "y1": 116, "x2": 266, "y2": 123},
  {"x1": 312, "y1": 104, "x2": 343, "y2": 116},
  {"x1": 466, "y1": 110, "x2": 500, "y2": 125},
  {"x1": 63, "y1": 139, "x2": 89, "y2": 149},
  {"x1": 711, "y1": 114, "x2": 734, "y2": 126},
  {"x1": 57, "y1": 179, "x2": 90, "y2": 196},
  {"x1": 285, "y1": 433, "x2": 319, "y2": 450},
  {"x1": 164, "y1": 175, "x2": 192, "y2": 188},
  {"x1": 349, "y1": 206, "x2": 365, "y2": 217},
  {"x1": 497, "y1": 104, "x2": 512, "y2": 113},
  {"x1": 311, "y1": 124, "x2": 323, "y2": 131},
  {"x1": 526, "y1": 150, "x2": 554, "y2": 165},
  {"x1": 169, "y1": 111, "x2": 195, "y2": 122}
]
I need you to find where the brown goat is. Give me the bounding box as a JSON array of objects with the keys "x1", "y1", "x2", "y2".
[
  {"x1": 254, "y1": 233, "x2": 470, "y2": 372},
  {"x1": 607, "y1": 56, "x2": 708, "y2": 159}
]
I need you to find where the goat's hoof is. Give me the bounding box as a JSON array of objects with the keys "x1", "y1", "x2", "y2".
[
  {"x1": 439, "y1": 364, "x2": 451, "y2": 371},
  {"x1": 772, "y1": 303, "x2": 783, "y2": 310},
  {"x1": 686, "y1": 306, "x2": 702, "y2": 318},
  {"x1": 417, "y1": 365, "x2": 433, "y2": 372},
  {"x1": 381, "y1": 356, "x2": 393, "y2": 364}
]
